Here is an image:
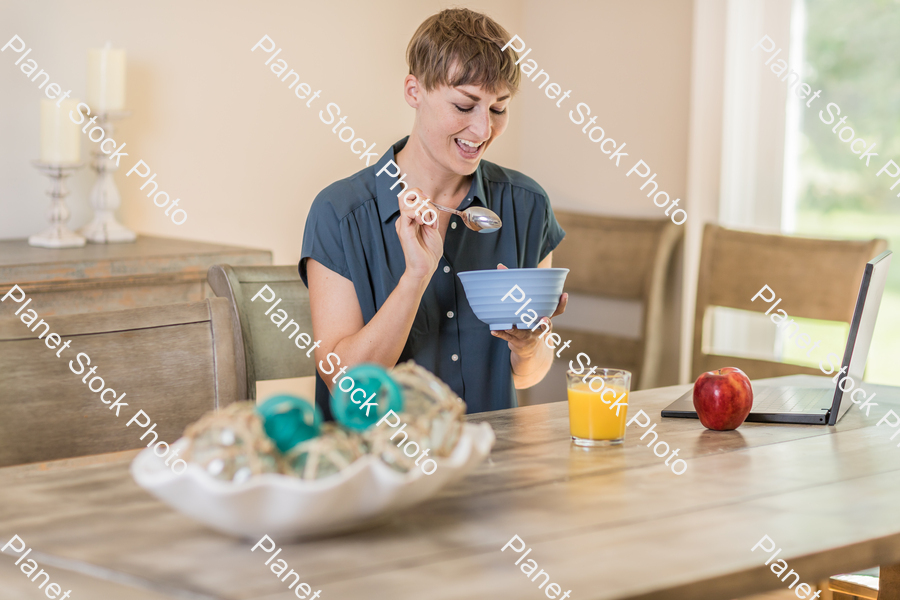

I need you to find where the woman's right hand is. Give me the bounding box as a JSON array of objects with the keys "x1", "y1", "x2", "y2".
[{"x1": 395, "y1": 186, "x2": 444, "y2": 284}]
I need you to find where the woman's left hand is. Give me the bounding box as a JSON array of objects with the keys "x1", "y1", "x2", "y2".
[{"x1": 490, "y1": 263, "x2": 568, "y2": 360}]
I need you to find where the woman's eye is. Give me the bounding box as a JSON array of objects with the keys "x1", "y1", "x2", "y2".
[{"x1": 454, "y1": 104, "x2": 507, "y2": 115}]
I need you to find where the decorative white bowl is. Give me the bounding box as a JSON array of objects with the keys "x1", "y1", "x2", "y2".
[
  {"x1": 458, "y1": 267, "x2": 569, "y2": 330},
  {"x1": 130, "y1": 422, "x2": 495, "y2": 540}
]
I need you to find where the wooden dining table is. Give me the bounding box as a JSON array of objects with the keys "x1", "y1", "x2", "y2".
[{"x1": 4, "y1": 374, "x2": 900, "y2": 600}]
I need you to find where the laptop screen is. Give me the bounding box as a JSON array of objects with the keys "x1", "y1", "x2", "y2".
[{"x1": 828, "y1": 250, "x2": 893, "y2": 425}]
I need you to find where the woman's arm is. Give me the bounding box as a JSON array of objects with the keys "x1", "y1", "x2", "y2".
[
  {"x1": 307, "y1": 260, "x2": 431, "y2": 390},
  {"x1": 492, "y1": 252, "x2": 569, "y2": 389},
  {"x1": 307, "y1": 187, "x2": 442, "y2": 390}
]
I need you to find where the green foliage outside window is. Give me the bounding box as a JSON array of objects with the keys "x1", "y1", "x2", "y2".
[
  {"x1": 792, "y1": 0, "x2": 899, "y2": 384},
  {"x1": 799, "y1": 0, "x2": 900, "y2": 214}
]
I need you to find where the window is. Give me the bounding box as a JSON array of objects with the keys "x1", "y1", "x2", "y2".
[{"x1": 783, "y1": 0, "x2": 900, "y2": 385}]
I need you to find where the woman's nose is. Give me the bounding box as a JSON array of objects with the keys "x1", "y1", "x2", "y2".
[{"x1": 469, "y1": 110, "x2": 491, "y2": 139}]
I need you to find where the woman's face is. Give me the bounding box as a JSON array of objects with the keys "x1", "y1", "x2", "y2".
[{"x1": 412, "y1": 79, "x2": 511, "y2": 176}]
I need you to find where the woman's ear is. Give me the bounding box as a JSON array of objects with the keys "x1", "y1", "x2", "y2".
[{"x1": 403, "y1": 74, "x2": 422, "y2": 109}]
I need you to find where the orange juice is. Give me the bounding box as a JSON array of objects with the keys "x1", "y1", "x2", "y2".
[{"x1": 567, "y1": 383, "x2": 629, "y2": 441}]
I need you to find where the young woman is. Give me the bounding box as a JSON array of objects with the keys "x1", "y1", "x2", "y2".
[{"x1": 300, "y1": 8, "x2": 567, "y2": 418}]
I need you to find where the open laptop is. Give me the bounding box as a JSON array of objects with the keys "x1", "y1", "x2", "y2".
[{"x1": 662, "y1": 250, "x2": 892, "y2": 425}]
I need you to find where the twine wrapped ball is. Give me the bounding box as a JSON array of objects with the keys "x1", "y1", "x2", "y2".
[
  {"x1": 281, "y1": 422, "x2": 367, "y2": 480},
  {"x1": 181, "y1": 402, "x2": 284, "y2": 483},
  {"x1": 256, "y1": 394, "x2": 322, "y2": 453},
  {"x1": 181, "y1": 362, "x2": 465, "y2": 482},
  {"x1": 363, "y1": 360, "x2": 467, "y2": 473},
  {"x1": 183, "y1": 397, "x2": 365, "y2": 482}
]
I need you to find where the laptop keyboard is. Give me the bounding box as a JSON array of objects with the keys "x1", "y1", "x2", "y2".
[{"x1": 751, "y1": 386, "x2": 830, "y2": 413}]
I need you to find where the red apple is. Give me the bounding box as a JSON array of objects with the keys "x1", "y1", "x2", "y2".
[{"x1": 692, "y1": 367, "x2": 753, "y2": 431}]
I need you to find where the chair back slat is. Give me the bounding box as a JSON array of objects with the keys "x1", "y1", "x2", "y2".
[
  {"x1": 549, "y1": 212, "x2": 682, "y2": 390},
  {"x1": 554, "y1": 212, "x2": 672, "y2": 299},
  {"x1": 207, "y1": 265, "x2": 316, "y2": 400},
  {"x1": 692, "y1": 223, "x2": 888, "y2": 379}
]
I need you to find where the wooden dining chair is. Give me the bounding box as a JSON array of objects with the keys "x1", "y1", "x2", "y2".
[
  {"x1": 692, "y1": 223, "x2": 888, "y2": 380},
  {"x1": 207, "y1": 264, "x2": 316, "y2": 401},
  {"x1": 0, "y1": 297, "x2": 239, "y2": 467},
  {"x1": 549, "y1": 212, "x2": 683, "y2": 390}
]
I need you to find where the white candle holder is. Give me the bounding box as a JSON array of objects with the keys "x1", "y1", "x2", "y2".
[
  {"x1": 29, "y1": 161, "x2": 86, "y2": 248},
  {"x1": 80, "y1": 110, "x2": 137, "y2": 243}
]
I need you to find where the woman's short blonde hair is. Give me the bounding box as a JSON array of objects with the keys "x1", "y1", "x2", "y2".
[{"x1": 407, "y1": 8, "x2": 521, "y2": 96}]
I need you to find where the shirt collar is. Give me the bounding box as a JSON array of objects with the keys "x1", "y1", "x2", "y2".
[{"x1": 375, "y1": 137, "x2": 488, "y2": 223}]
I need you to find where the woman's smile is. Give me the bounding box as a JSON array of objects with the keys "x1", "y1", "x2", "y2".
[{"x1": 454, "y1": 137, "x2": 486, "y2": 160}]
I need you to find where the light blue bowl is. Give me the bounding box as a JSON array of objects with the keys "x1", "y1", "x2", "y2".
[{"x1": 457, "y1": 268, "x2": 569, "y2": 330}]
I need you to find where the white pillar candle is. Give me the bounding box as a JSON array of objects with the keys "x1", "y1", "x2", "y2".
[
  {"x1": 40, "y1": 98, "x2": 81, "y2": 163},
  {"x1": 87, "y1": 43, "x2": 126, "y2": 112}
]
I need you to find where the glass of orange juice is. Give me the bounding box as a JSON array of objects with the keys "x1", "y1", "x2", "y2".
[{"x1": 566, "y1": 368, "x2": 631, "y2": 447}]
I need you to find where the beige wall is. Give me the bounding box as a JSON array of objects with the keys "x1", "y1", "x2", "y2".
[
  {"x1": 2, "y1": 0, "x2": 691, "y2": 258},
  {"x1": 517, "y1": 0, "x2": 694, "y2": 220},
  {"x1": 513, "y1": 0, "x2": 693, "y2": 389},
  {"x1": 2, "y1": 0, "x2": 693, "y2": 384},
  {"x1": 0, "y1": 0, "x2": 522, "y2": 262}
]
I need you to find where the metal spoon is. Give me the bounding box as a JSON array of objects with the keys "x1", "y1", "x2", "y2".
[{"x1": 430, "y1": 202, "x2": 502, "y2": 233}]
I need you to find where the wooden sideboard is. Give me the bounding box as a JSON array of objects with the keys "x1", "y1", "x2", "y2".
[{"x1": 0, "y1": 236, "x2": 273, "y2": 317}]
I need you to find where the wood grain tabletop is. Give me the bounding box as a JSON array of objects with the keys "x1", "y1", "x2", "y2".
[{"x1": 3, "y1": 375, "x2": 900, "y2": 600}]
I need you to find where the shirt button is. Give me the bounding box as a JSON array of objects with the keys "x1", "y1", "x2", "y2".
[
  {"x1": 447, "y1": 311, "x2": 454, "y2": 318},
  {"x1": 443, "y1": 266, "x2": 451, "y2": 273},
  {"x1": 451, "y1": 221, "x2": 457, "y2": 230},
  {"x1": 451, "y1": 354, "x2": 459, "y2": 362}
]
